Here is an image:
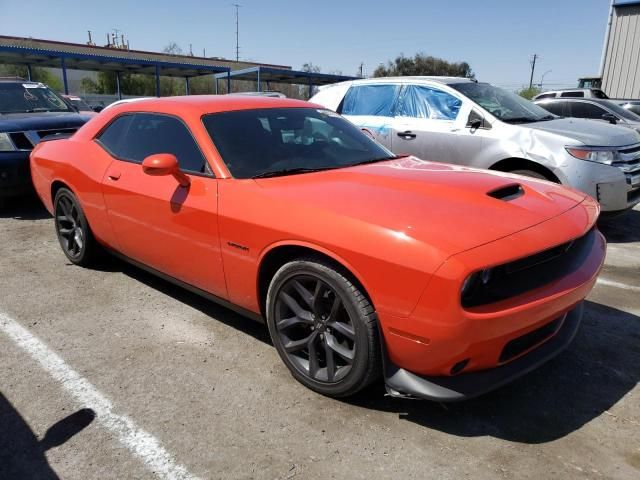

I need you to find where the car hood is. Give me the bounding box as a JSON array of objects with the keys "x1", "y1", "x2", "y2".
[
  {"x1": 255, "y1": 157, "x2": 589, "y2": 256},
  {"x1": 523, "y1": 117, "x2": 640, "y2": 146},
  {"x1": 0, "y1": 111, "x2": 91, "y2": 132}
]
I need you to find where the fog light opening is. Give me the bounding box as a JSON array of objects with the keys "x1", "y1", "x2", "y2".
[{"x1": 450, "y1": 358, "x2": 470, "y2": 376}]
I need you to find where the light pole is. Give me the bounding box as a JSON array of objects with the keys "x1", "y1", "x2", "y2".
[{"x1": 539, "y1": 70, "x2": 552, "y2": 90}]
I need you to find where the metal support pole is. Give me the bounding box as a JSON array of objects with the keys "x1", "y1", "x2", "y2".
[
  {"x1": 257, "y1": 67, "x2": 261, "y2": 92},
  {"x1": 61, "y1": 58, "x2": 69, "y2": 94},
  {"x1": 185, "y1": 77, "x2": 190, "y2": 95},
  {"x1": 215, "y1": 76, "x2": 219, "y2": 94},
  {"x1": 26, "y1": 64, "x2": 33, "y2": 81},
  {"x1": 116, "y1": 71, "x2": 122, "y2": 100},
  {"x1": 308, "y1": 77, "x2": 312, "y2": 99},
  {"x1": 226, "y1": 71, "x2": 230, "y2": 93},
  {"x1": 155, "y1": 65, "x2": 161, "y2": 97}
]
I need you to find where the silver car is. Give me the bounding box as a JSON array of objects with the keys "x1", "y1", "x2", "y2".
[
  {"x1": 534, "y1": 97, "x2": 640, "y2": 133},
  {"x1": 311, "y1": 77, "x2": 640, "y2": 213}
]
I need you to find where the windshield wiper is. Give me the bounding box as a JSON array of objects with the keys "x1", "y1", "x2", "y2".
[
  {"x1": 349, "y1": 154, "x2": 403, "y2": 167},
  {"x1": 502, "y1": 116, "x2": 540, "y2": 124},
  {"x1": 252, "y1": 167, "x2": 337, "y2": 179}
]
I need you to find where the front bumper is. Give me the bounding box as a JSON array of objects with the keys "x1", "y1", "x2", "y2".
[
  {"x1": 384, "y1": 303, "x2": 583, "y2": 401},
  {"x1": 0, "y1": 151, "x2": 33, "y2": 198},
  {"x1": 563, "y1": 154, "x2": 640, "y2": 212}
]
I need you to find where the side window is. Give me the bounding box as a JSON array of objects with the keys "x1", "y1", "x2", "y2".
[
  {"x1": 561, "y1": 91, "x2": 584, "y2": 98},
  {"x1": 592, "y1": 89, "x2": 609, "y2": 99},
  {"x1": 569, "y1": 102, "x2": 607, "y2": 120},
  {"x1": 117, "y1": 113, "x2": 207, "y2": 174},
  {"x1": 341, "y1": 84, "x2": 400, "y2": 116},
  {"x1": 535, "y1": 93, "x2": 556, "y2": 100},
  {"x1": 397, "y1": 85, "x2": 462, "y2": 120},
  {"x1": 539, "y1": 102, "x2": 564, "y2": 116},
  {"x1": 96, "y1": 115, "x2": 134, "y2": 158}
]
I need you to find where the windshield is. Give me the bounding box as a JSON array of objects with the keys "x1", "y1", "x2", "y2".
[
  {"x1": 451, "y1": 82, "x2": 555, "y2": 123},
  {"x1": 604, "y1": 101, "x2": 640, "y2": 122},
  {"x1": 202, "y1": 107, "x2": 395, "y2": 179},
  {"x1": 0, "y1": 83, "x2": 72, "y2": 114}
]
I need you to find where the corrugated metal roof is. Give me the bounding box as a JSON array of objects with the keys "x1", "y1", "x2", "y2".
[
  {"x1": 0, "y1": 35, "x2": 291, "y2": 73},
  {"x1": 613, "y1": 1, "x2": 640, "y2": 8}
]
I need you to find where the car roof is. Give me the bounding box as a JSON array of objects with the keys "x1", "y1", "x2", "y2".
[
  {"x1": 0, "y1": 78, "x2": 39, "y2": 84},
  {"x1": 536, "y1": 97, "x2": 612, "y2": 105},
  {"x1": 110, "y1": 94, "x2": 314, "y2": 116},
  {"x1": 342, "y1": 76, "x2": 475, "y2": 86}
]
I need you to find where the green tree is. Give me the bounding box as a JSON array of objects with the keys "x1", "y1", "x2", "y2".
[
  {"x1": 374, "y1": 53, "x2": 474, "y2": 79},
  {"x1": 0, "y1": 64, "x2": 63, "y2": 92},
  {"x1": 517, "y1": 87, "x2": 541, "y2": 100}
]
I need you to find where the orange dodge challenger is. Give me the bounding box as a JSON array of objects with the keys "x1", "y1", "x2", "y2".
[{"x1": 30, "y1": 96, "x2": 606, "y2": 401}]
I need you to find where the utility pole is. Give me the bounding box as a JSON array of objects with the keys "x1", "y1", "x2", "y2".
[
  {"x1": 233, "y1": 3, "x2": 241, "y2": 62},
  {"x1": 359, "y1": 62, "x2": 364, "y2": 78},
  {"x1": 529, "y1": 54, "x2": 538, "y2": 89}
]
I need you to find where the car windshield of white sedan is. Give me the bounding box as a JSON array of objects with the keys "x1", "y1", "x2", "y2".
[
  {"x1": 202, "y1": 108, "x2": 395, "y2": 178},
  {"x1": 0, "y1": 83, "x2": 72, "y2": 114},
  {"x1": 451, "y1": 82, "x2": 554, "y2": 124}
]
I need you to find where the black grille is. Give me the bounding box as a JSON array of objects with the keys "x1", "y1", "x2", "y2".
[
  {"x1": 37, "y1": 128, "x2": 77, "y2": 139},
  {"x1": 462, "y1": 229, "x2": 596, "y2": 308},
  {"x1": 8, "y1": 132, "x2": 34, "y2": 150},
  {"x1": 499, "y1": 316, "x2": 564, "y2": 363}
]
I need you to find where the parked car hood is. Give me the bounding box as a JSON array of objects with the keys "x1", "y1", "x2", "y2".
[
  {"x1": 0, "y1": 111, "x2": 91, "y2": 133},
  {"x1": 255, "y1": 156, "x2": 590, "y2": 256},
  {"x1": 524, "y1": 117, "x2": 640, "y2": 147}
]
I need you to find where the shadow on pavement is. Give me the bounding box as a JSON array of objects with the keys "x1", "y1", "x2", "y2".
[
  {"x1": 345, "y1": 300, "x2": 640, "y2": 444},
  {"x1": 119, "y1": 260, "x2": 272, "y2": 345},
  {"x1": 0, "y1": 194, "x2": 50, "y2": 221},
  {"x1": 89, "y1": 253, "x2": 638, "y2": 444},
  {"x1": 599, "y1": 208, "x2": 640, "y2": 243},
  {"x1": 0, "y1": 393, "x2": 95, "y2": 479}
]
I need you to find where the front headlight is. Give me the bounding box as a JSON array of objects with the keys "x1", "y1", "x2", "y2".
[
  {"x1": 0, "y1": 132, "x2": 17, "y2": 152},
  {"x1": 565, "y1": 147, "x2": 615, "y2": 165}
]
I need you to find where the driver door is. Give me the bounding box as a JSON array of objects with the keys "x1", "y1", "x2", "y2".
[
  {"x1": 391, "y1": 84, "x2": 465, "y2": 163},
  {"x1": 96, "y1": 113, "x2": 227, "y2": 298}
]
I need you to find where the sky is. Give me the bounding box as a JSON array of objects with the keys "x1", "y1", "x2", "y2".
[{"x1": 0, "y1": 0, "x2": 617, "y2": 90}]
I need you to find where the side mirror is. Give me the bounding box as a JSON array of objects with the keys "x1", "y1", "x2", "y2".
[
  {"x1": 142, "y1": 154, "x2": 190, "y2": 187},
  {"x1": 92, "y1": 105, "x2": 104, "y2": 113},
  {"x1": 602, "y1": 113, "x2": 618, "y2": 124},
  {"x1": 469, "y1": 118, "x2": 483, "y2": 130}
]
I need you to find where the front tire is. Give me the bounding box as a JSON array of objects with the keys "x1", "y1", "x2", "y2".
[
  {"x1": 266, "y1": 258, "x2": 380, "y2": 398},
  {"x1": 53, "y1": 188, "x2": 101, "y2": 266}
]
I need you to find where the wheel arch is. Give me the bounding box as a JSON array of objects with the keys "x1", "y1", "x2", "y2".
[
  {"x1": 489, "y1": 157, "x2": 561, "y2": 183},
  {"x1": 51, "y1": 179, "x2": 72, "y2": 203},
  {"x1": 256, "y1": 242, "x2": 373, "y2": 318}
]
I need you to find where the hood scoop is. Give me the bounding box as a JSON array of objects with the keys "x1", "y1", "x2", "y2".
[{"x1": 487, "y1": 183, "x2": 524, "y2": 202}]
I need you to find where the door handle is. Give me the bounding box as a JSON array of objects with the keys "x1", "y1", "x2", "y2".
[
  {"x1": 397, "y1": 131, "x2": 417, "y2": 139},
  {"x1": 107, "y1": 172, "x2": 121, "y2": 181}
]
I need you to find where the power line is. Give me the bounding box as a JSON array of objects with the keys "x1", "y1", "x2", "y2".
[{"x1": 232, "y1": 3, "x2": 241, "y2": 62}]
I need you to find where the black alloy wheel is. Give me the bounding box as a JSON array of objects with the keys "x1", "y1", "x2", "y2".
[
  {"x1": 267, "y1": 259, "x2": 380, "y2": 397},
  {"x1": 54, "y1": 188, "x2": 100, "y2": 266}
]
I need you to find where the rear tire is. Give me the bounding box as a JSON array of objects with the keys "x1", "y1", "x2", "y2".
[
  {"x1": 53, "y1": 188, "x2": 101, "y2": 267},
  {"x1": 266, "y1": 258, "x2": 380, "y2": 398}
]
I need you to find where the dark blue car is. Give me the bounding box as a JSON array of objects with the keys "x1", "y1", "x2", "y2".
[{"x1": 0, "y1": 79, "x2": 91, "y2": 205}]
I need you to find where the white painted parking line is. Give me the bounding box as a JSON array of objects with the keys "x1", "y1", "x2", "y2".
[
  {"x1": 0, "y1": 312, "x2": 200, "y2": 480},
  {"x1": 596, "y1": 277, "x2": 640, "y2": 292}
]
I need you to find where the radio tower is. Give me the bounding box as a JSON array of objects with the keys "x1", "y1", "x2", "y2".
[{"x1": 233, "y1": 3, "x2": 241, "y2": 61}]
